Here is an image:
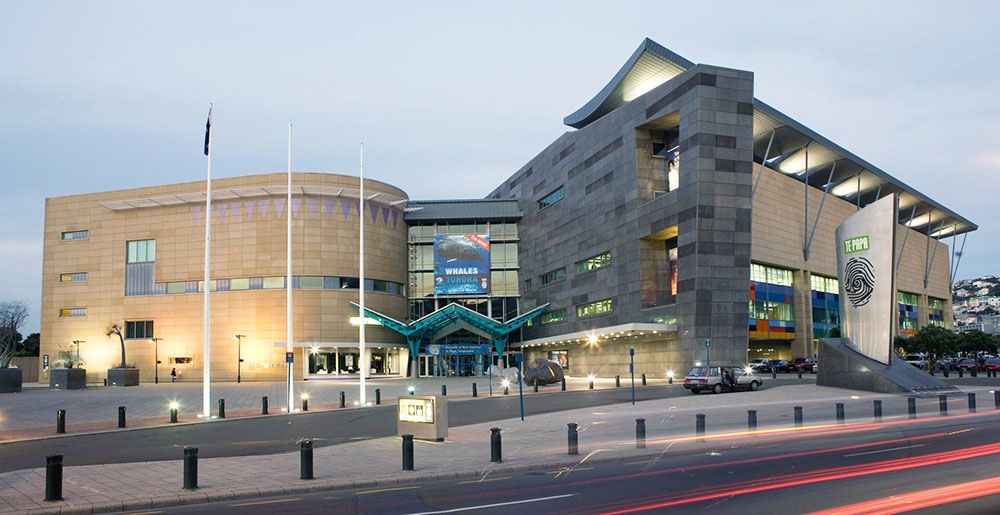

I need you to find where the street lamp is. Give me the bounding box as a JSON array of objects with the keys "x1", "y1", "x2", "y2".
[
  {"x1": 151, "y1": 337, "x2": 164, "y2": 384},
  {"x1": 234, "y1": 334, "x2": 246, "y2": 384},
  {"x1": 71, "y1": 340, "x2": 85, "y2": 367}
]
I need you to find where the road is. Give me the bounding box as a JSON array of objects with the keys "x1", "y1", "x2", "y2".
[{"x1": 153, "y1": 409, "x2": 1000, "y2": 515}]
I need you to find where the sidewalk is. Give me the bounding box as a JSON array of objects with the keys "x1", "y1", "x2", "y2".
[{"x1": 1, "y1": 383, "x2": 994, "y2": 514}]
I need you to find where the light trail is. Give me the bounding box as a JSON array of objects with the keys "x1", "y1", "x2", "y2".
[
  {"x1": 599, "y1": 441, "x2": 1000, "y2": 514},
  {"x1": 807, "y1": 475, "x2": 1000, "y2": 515}
]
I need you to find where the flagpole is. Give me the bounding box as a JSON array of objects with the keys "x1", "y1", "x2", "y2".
[
  {"x1": 287, "y1": 123, "x2": 294, "y2": 412},
  {"x1": 359, "y1": 141, "x2": 366, "y2": 406},
  {"x1": 202, "y1": 105, "x2": 213, "y2": 419}
]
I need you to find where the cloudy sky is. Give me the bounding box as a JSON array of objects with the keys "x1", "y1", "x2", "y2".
[{"x1": 2, "y1": 1, "x2": 998, "y2": 333}]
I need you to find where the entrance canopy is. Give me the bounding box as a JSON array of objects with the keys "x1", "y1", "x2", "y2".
[{"x1": 349, "y1": 301, "x2": 549, "y2": 358}]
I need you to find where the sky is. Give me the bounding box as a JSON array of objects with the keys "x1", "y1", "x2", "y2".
[{"x1": 2, "y1": 1, "x2": 999, "y2": 334}]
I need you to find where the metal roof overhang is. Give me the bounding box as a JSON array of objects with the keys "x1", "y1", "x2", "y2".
[
  {"x1": 516, "y1": 323, "x2": 678, "y2": 348},
  {"x1": 99, "y1": 183, "x2": 407, "y2": 211},
  {"x1": 562, "y1": 38, "x2": 977, "y2": 238}
]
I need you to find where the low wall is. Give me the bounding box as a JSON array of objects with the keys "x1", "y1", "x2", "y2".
[{"x1": 11, "y1": 357, "x2": 39, "y2": 382}]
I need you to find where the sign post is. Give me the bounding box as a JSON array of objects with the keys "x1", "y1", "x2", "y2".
[
  {"x1": 704, "y1": 340, "x2": 711, "y2": 369},
  {"x1": 629, "y1": 347, "x2": 635, "y2": 406},
  {"x1": 516, "y1": 353, "x2": 524, "y2": 421}
]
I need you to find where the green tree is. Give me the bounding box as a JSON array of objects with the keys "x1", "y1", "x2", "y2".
[
  {"x1": 15, "y1": 332, "x2": 39, "y2": 357},
  {"x1": 903, "y1": 325, "x2": 958, "y2": 361},
  {"x1": 957, "y1": 330, "x2": 999, "y2": 355}
]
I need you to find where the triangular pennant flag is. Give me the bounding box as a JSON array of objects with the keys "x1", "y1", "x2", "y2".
[
  {"x1": 231, "y1": 201, "x2": 241, "y2": 219},
  {"x1": 390, "y1": 209, "x2": 398, "y2": 227},
  {"x1": 246, "y1": 199, "x2": 257, "y2": 218},
  {"x1": 340, "y1": 199, "x2": 352, "y2": 219},
  {"x1": 260, "y1": 199, "x2": 270, "y2": 218},
  {"x1": 381, "y1": 206, "x2": 390, "y2": 224},
  {"x1": 191, "y1": 205, "x2": 202, "y2": 222},
  {"x1": 214, "y1": 202, "x2": 227, "y2": 220},
  {"x1": 274, "y1": 198, "x2": 286, "y2": 217},
  {"x1": 307, "y1": 197, "x2": 320, "y2": 217},
  {"x1": 291, "y1": 198, "x2": 302, "y2": 217},
  {"x1": 324, "y1": 199, "x2": 335, "y2": 216},
  {"x1": 369, "y1": 203, "x2": 379, "y2": 222}
]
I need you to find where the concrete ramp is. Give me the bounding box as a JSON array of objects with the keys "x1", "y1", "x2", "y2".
[{"x1": 817, "y1": 338, "x2": 958, "y2": 396}]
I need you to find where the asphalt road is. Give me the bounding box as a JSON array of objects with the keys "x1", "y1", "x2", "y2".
[
  {"x1": 3, "y1": 381, "x2": 817, "y2": 473},
  {"x1": 152, "y1": 410, "x2": 1000, "y2": 515}
]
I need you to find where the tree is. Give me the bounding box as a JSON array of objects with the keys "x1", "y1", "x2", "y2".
[
  {"x1": 106, "y1": 322, "x2": 128, "y2": 368},
  {"x1": 903, "y1": 325, "x2": 958, "y2": 361},
  {"x1": 16, "y1": 332, "x2": 39, "y2": 357},
  {"x1": 0, "y1": 300, "x2": 30, "y2": 368},
  {"x1": 957, "y1": 330, "x2": 999, "y2": 355}
]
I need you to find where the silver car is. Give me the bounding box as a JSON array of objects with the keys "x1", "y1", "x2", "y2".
[{"x1": 684, "y1": 366, "x2": 762, "y2": 394}]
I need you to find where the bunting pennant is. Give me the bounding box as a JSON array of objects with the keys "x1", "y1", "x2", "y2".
[
  {"x1": 260, "y1": 198, "x2": 270, "y2": 218},
  {"x1": 291, "y1": 198, "x2": 302, "y2": 217},
  {"x1": 274, "y1": 198, "x2": 286, "y2": 217},
  {"x1": 214, "y1": 202, "x2": 227, "y2": 219},
  {"x1": 324, "y1": 198, "x2": 335, "y2": 216},
  {"x1": 381, "y1": 206, "x2": 390, "y2": 224},
  {"x1": 369, "y1": 203, "x2": 379, "y2": 222},
  {"x1": 231, "y1": 201, "x2": 242, "y2": 219},
  {"x1": 307, "y1": 197, "x2": 320, "y2": 217},
  {"x1": 390, "y1": 208, "x2": 398, "y2": 227},
  {"x1": 246, "y1": 199, "x2": 257, "y2": 218},
  {"x1": 191, "y1": 205, "x2": 202, "y2": 222}
]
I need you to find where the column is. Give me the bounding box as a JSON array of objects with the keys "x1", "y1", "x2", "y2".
[{"x1": 793, "y1": 269, "x2": 814, "y2": 358}]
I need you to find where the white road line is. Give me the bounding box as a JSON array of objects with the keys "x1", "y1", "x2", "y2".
[
  {"x1": 843, "y1": 444, "x2": 926, "y2": 457},
  {"x1": 404, "y1": 494, "x2": 575, "y2": 514}
]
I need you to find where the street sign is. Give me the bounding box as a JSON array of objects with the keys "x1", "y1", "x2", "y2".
[
  {"x1": 705, "y1": 340, "x2": 711, "y2": 348},
  {"x1": 629, "y1": 348, "x2": 635, "y2": 357},
  {"x1": 285, "y1": 351, "x2": 294, "y2": 363}
]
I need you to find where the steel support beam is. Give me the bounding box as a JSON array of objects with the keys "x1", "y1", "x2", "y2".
[
  {"x1": 895, "y1": 205, "x2": 918, "y2": 279},
  {"x1": 951, "y1": 232, "x2": 968, "y2": 288},
  {"x1": 751, "y1": 129, "x2": 776, "y2": 200},
  {"x1": 924, "y1": 219, "x2": 945, "y2": 289},
  {"x1": 802, "y1": 143, "x2": 810, "y2": 260},
  {"x1": 804, "y1": 162, "x2": 837, "y2": 261}
]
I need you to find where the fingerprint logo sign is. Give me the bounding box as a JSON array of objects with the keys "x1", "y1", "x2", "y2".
[{"x1": 844, "y1": 257, "x2": 876, "y2": 308}]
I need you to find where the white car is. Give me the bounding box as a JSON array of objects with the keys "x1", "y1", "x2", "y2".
[{"x1": 683, "y1": 366, "x2": 762, "y2": 394}]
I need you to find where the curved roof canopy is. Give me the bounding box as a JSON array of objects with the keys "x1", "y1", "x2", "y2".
[{"x1": 563, "y1": 38, "x2": 976, "y2": 237}]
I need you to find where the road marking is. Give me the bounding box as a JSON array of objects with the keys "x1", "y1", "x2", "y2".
[
  {"x1": 405, "y1": 494, "x2": 574, "y2": 514},
  {"x1": 124, "y1": 512, "x2": 162, "y2": 515},
  {"x1": 843, "y1": 444, "x2": 925, "y2": 457},
  {"x1": 457, "y1": 477, "x2": 510, "y2": 484},
  {"x1": 229, "y1": 498, "x2": 301, "y2": 507},
  {"x1": 357, "y1": 486, "x2": 420, "y2": 495}
]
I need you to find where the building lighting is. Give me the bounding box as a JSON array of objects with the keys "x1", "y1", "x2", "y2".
[
  {"x1": 501, "y1": 379, "x2": 510, "y2": 388},
  {"x1": 667, "y1": 370, "x2": 675, "y2": 378},
  {"x1": 169, "y1": 401, "x2": 179, "y2": 410},
  {"x1": 301, "y1": 393, "x2": 309, "y2": 400},
  {"x1": 407, "y1": 385, "x2": 415, "y2": 394}
]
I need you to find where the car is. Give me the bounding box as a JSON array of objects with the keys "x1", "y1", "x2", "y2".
[
  {"x1": 903, "y1": 354, "x2": 928, "y2": 370},
  {"x1": 768, "y1": 360, "x2": 790, "y2": 373},
  {"x1": 983, "y1": 358, "x2": 1000, "y2": 372},
  {"x1": 955, "y1": 358, "x2": 979, "y2": 372},
  {"x1": 749, "y1": 358, "x2": 772, "y2": 372},
  {"x1": 684, "y1": 366, "x2": 762, "y2": 394},
  {"x1": 790, "y1": 357, "x2": 817, "y2": 373}
]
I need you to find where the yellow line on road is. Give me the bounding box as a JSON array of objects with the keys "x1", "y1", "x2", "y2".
[
  {"x1": 457, "y1": 477, "x2": 511, "y2": 484},
  {"x1": 356, "y1": 486, "x2": 420, "y2": 495},
  {"x1": 229, "y1": 498, "x2": 301, "y2": 507}
]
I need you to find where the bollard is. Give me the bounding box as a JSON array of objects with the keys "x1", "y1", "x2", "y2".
[
  {"x1": 798, "y1": 369, "x2": 803, "y2": 379},
  {"x1": 561, "y1": 377, "x2": 566, "y2": 391},
  {"x1": 471, "y1": 383, "x2": 477, "y2": 398},
  {"x1": 930, "y1": 366, "x2": 935, "y2": 376},
  {"x1": 300, "y1": 439, "x2": 314, "y2": 480},
  {"x1": 958, "y1": 368, "x2": 964, "y2": 378},
  {"x1": 939, "y1": 395, "x2": 948, "y2": 416},
  {"x1": 262, "y1": 396, "x2": 269, "y2": 415},
  {"x1": 641, "y1": 373, "x2": 647, "y2": 386},
  {"x1": 340, "y1": 391, "x2": 346, "y2": 408},
  {"x1": 118, "y1": 406, "x2": 126, "y2": 428},
  {"x1": 943, "y1": 367, "x2": 949, "y2": 378},
  {"x1": 567, "y1": 423, "x2": 579, "y2": 455},
  {"x1": 772, "y1": 368, "x2": 777, "y2": 379},
  {"x1": 441, "y1": 385, "x2": 447, "y2": 396},
  {"x1": 504, "y1": 384, "x2": 509, "y2": 396},
  {"x1": 968, "y1": 392, "x2": 977, "y2": 413},
  {"x1": 44, "y1": 454, "x2": 63, "y2": 501},
  {"x1": 748, "y1": 410, "x2": 757, "y2": 432},
  {"x1": 534, "y1": 380, "x2": 539, "y2": 393},
  {"x1": 908, "y1": 397, "x2": 917, "y2": 419},
  {"x1": 218, "y1": 399, "x2": 225, "y2": 419},
  {"x1": 616, "y1": 375, "x2": 621, "y2": 388},
  {"x1": 183, "y1": 446, "x2": 198, "y2": 490},
  {"x1": 635, "y1": 418, "x2": 646, "y2": 449},
  {"x1": 874, "y1": 400, "x2": 883, "y2": 422},
  {"x1": 971, "y1": 367, "x2": 978, "y2": 378},
  {"x1": 589, "y1": 378, "x2": 594, "y2": 390},
  {"x1": 401, "y1": 434, "x2": 414, "y2": 471},
  {"x1": 170, "y1": 406, "x2": 178, "y2": 423},
  {"x1": 696, "y1": 414, "x2": 706, "y2": 440},
  {"x1": 490, "y1": 427, "x2": 502, "y2": 463},
  {"x1": 995, "y1": 390, "x2": 1000, "y2": 410},
  {"x1": 836, "y1": 403, "x2": 845, "y2": 424},
  {"x1": 302, "y1": 396, "x2": 309, "y2": 412},
  {"x1": 793, "y1": 406, "x2": 803, "y2": 427},
  {"x1": 375, "y1": 388, "x2": 381, "y2": 405},
  {"x1": 56, "y1": 409, "x2": 66, "y2": 434}
]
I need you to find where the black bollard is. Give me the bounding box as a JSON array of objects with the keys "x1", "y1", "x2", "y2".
[
  {"x1": 504, "y1": 383, "x2": 510, "y2": 396},
  {"x1": 696, "y1": 414, "x2": 706, "y2": 440},
  {"x1": 441, "y1": 384, "x2": 447, "y2": 396},
  {"x1": 340, "y1": 391, "x2": 346, "y2": 408},
  {"x1": 772, "y1": 368, "x2": 777, "y2": 379},
  {"x1": 534, "y1": 380, "x2": 539, "y2": 393},
  {"x1": 958, "y1": 368, "x2": 964, "y2": 378},
  {"x1": 300, "y1": 439, "x2": 314, "y2": 480},
  {"x1": 971, "y1": 367, "x2": 978, "y2": 378},
  {"x1": 943, "y1": 367, "x2": 949, "y2": 378},
  {"x1": 118, "y1": 406, "x2": 126, "y2": 428},
  {"x1": 836, "y1": 403, "x2": 845, "y2": 424},
  {"x1": 908, "y1": 397, "x2": 917, "y2": 419},
  {"x1": 472, "y1": 383, "x2": 478, "y2": 398},
  {"x1": 183, "y1": 446, "x2": 198, "y2": 490},
  {"x1": 376, "y1": 388, "x2": 382, "y2": 405},
  {"x1": 561, "y1": 377, "x2": 566, "y2": 391},
  {"x1": 939, "y1": 395, "x2": 948, "y2": 416},
  {"x1": 56, "y1": 409, "x2": 66, "y2": 434},
  {"x1": 874, "y1": 400, "x2": 883, "y2": 422},
  {"x1": 748, "y1": 410, "x2": 757, "y2": 431},
  {"x1": 968, "y1": 392, "x2": 977, "y2": 413},
  {"x1": 635, "y1": 418, "x2": 646, "y2": 449},
  {"x1": 930, "y1": 366, "x2": 935, "y2": 376},
  {"x1": 302, "y1": 395, "x2": 309, "y2": 412},
  {"x1": 616, "y1": 375, "x2": 621, "y2": 388},
  {"x1": 589, "y1": 378, "x2": 594, "y2": 390},
  {"x1": 641, "y1": 373, "x2": 647, "y2": 386},
  {"x1": 995, "y1": 390, "x2": 1000, "y2": 410},
  {"x1": 218, "y1": 399, "x2": 225, "y2": 419},
  {"x1": 567, "y1": 423, "x2": 579, "y2": 455},
  {"x1": 793, "y1": 406, "x2": 803, "y2": 427},
  {"x1": 490, "y1": 427, "x2": 502, "y2": 463},
  {"x1": 170, "y1": 405, "x2": 179, "y2": 423},
  {"x1": 798, "y1": 369, "x2": 803, "y2": 379},
  {"x1": 262, "y1": 396, "x2": 269, "y2": 415},
  {"x1": 45, "y1": 454, "x2": 63, "y2": 501},
  {"x1": 402, "y1": 434, "x2": 414, "y2": 471}
]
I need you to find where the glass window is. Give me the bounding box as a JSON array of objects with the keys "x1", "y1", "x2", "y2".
[
  {"x1": 263, "y1": 277, "x2": 285, "y2": 289},
  {"x1": 166, "y1": 282, "x2": 186, "y2": 294},
  {"x1": 538, "y1": 186, "x2": 565, "y2": 210},
  {"x1": 324, "y1": 276, "x2": 341, "y2": 289},
  {"x1": 299, "y1": 276, "x2": 324, "y2": 289},
  {"x1": 928, "y1": 297, "x2": 946, "y2": 310},
  {"x1": 751, "y1": 263, "x2": 793, "y2": 286},
  {"x1": 230, "y1": 278, "x2": 250, "y2": 290},
  {"x1": 539, "y1": 309, "x2": 567, "y2": 325},
  {"x1": 897, "y1": 291, "x2": 919, "y2": 305},
  {"x1": 341, "y1": 277, "x2": 360, "y2": 289},
  {"x1": 539, "y1": 268, "x2": 566, "y2": 286},
  {"x1": 125, "y1": 320, "x2": 154, "y2": 339},
  {"x1": 61, "y1": 230, "x2": 89, "y2": 240},
  {"x1": 60, "y1": 272, "x2": 88, "y2": 282},
  {"x1": 59, "y1": 307, "x2": 87, "y2": 317},
  {"x1": 505, "y1": 222, "x2": 517, "y2": 239},
  {"x1": 197, "y1": 280, "x2": 218, "y2": 292},
  {"x1": 576, "y1": 251, "x2": 612, "y2": 274},
  {"x1": 810, "y1": 275, "x2": 839, "y2": 294},
  {"x1": 577, "y1": 299, "x2": 613, "y2": 318},
  {"x1": 127, "y1": 240, "x2": 156, "y2": 263}
]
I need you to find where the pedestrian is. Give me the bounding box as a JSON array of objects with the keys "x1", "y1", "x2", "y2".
[{"x1": 171, "y1": 367, "x2": 177, "y2": 382}]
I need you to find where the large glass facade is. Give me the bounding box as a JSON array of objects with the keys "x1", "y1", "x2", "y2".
[
  {"x1": 811, "y1": 274, "x2": 840, "y2": 339},
  {"x1": 898, "y1": 291, "x2": 920, "y2": 337},
  {"x1": 749, "y1": 263, "x2": 795, "y2": 340},
  {"x1": 928, "y1": 297, "x2": 946, "y2": 328}
]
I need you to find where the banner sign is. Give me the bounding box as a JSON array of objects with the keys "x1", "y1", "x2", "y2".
[
  {"x1": 433, "y1": 234, "x2": 490, "y2": 295},
  {"x1": 426, "y1": 344, "x2": 491, "y2": 356},
  {"x1": 835, "y1": 194, "x2": 898, "y2": 365}
]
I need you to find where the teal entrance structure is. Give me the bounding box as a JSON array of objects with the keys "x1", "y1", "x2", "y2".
[{"x1": 350, "y1": 301, "x2": 549, "y2": 377}]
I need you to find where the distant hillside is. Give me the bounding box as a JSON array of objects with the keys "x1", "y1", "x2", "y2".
[{"x1": 953, "y1": 275, "x2": 1000, "y2": 323}]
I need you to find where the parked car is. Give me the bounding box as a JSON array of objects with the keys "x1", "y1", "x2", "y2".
[
  {"x1": 684, "y1": 366, "x2": 762, "y2": 394},
  {"x1": 749, "y1": 358, "x2": 772, "y2": 372},
  {"x1": 983, "y1": 358, "x2": 1000, "y2": 372},
  {"x1": 955, "y1": 358, "x2": 979, "y2": 372},
  {"x1": 768, "y1": 360, "x2": 790, "y2": 373},
  {"x1": 790, "y1": 357, "x2": 817, "y2": 373},
  {"x1": 903, "y1": 354, "x2": 928, "y2": 370}
]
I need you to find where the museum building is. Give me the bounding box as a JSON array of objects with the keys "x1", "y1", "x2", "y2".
[{"x1": 38, "y1": 39, "x2": 975, "y2": 383}]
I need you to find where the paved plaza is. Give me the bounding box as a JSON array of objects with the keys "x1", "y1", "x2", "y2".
[{"x1": 1, "y1": 383, "x2": 995, "y2": 514}]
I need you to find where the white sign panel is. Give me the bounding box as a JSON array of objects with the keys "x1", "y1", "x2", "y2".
[
  {"x1": 398, "y1": 398, "x2": 435, "y2": 424},
  {"x1": 835, "y1": 194, "x2": 898, "y2": 365}
]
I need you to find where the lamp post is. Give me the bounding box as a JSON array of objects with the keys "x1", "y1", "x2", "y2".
[
  {"x1": 234, "y1": 334, "x2": 246, "y2": 384},
  {"x1": 151, "y1": 337, "x2": 163, "y2": 384},
  {"x1": 705, "y1": 339, "x2": 711, "y2": 369},
  {"x1": 71, "y1": 340, "x2": 84, "y2": 367}
]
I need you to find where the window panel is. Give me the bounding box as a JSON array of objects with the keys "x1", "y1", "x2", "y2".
[
  {"x1": 576, "y1": 251, "x2": 612, "y2": 274},
  {"x1": 230, "y1": 278, "x2": 250, "y2": 290},
  {"x1": 262, "y1": 277, "x2": 285, "y2": 289},
  {"x1": 538, "y1": 186, "x2": 565, "y2": 210},
  {"x1": 61, "y1": 230, "x2": 89, "y2": 240},
  {"x1": 59, "y1": 307, "x2": 87, "y2": 317},
  {"x1": 577, "y1": 298, "x2": 613, "y2": 318},
  {"x1": 60, "y1": 272, "x2": 87, "y2": 282}
]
